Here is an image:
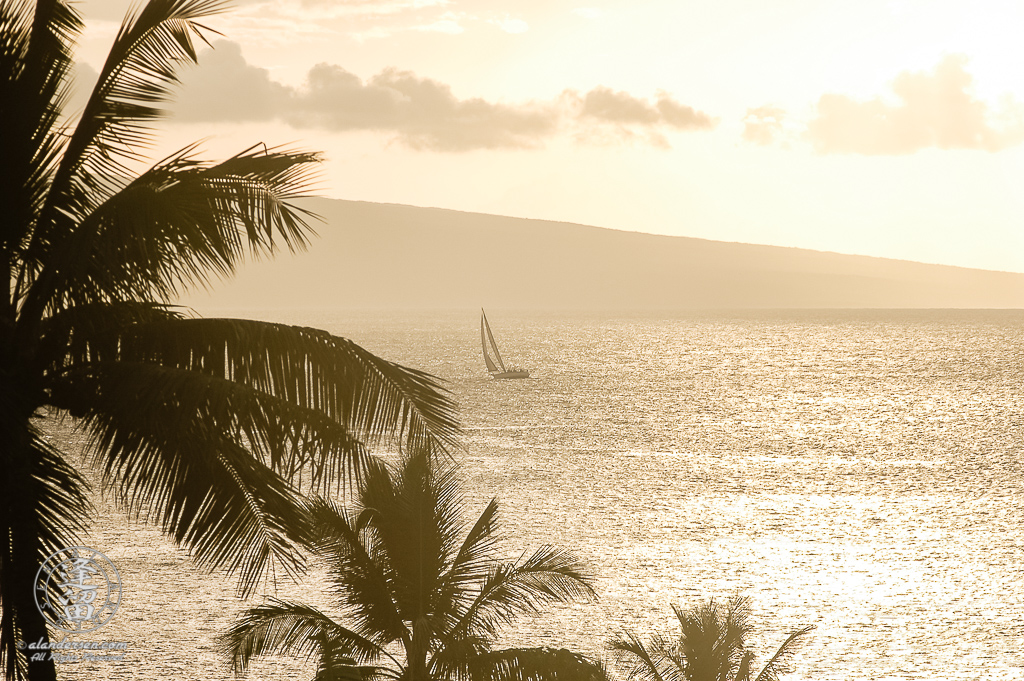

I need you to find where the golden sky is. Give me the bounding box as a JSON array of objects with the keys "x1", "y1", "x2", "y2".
[{"x1": 74, "y1": 0, "x2": 1024, "y2": 272}]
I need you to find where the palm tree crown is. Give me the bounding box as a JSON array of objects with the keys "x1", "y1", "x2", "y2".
[
  {"x1": 0, "y1": 1, "x2": 458, "y2": 679},
  {"x1": 609, "y1": 597, "x2": 813, "y2": 681},
  {"x1": 221, "y1": 448, "x2": 606, "y2": 681}
]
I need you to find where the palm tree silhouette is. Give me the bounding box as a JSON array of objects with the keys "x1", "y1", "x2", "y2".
[
  {"x1": 221, "y1": 449, "x2": 606, "y2": 681},
  {"x1": 609, "y1": 597, "x2": 813, "y2": 681},
  {"x1": 0, "y1": 1, "x2": 458, "y2": 679}
]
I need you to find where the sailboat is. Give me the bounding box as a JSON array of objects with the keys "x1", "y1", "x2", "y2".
[{"x1": 480, "y1": 309, "x2": 530, "y2": 379}]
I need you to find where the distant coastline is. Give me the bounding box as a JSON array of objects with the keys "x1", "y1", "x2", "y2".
[{"x1": 180, "y1": 198, "x2": 1024, "y2": 310}]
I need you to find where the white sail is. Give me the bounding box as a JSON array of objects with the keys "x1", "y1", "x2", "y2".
[
  {"x1": 482, "y1": 311, "x2": 507, "y2": 372},
  {"x1": 480, "y1": 312, "x2": 502, "y2": 373}
]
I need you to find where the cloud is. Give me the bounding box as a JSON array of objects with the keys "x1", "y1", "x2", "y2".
[
  {"x1": 576, "y1": 87, "x2": 716, "y2": 130},
  {"x1": 174, "y1": 42, "x2": 292, "y2": 122},
  {"x1": 487, "y1": 15, "x2": 529, "y2": 34},
  {"x1": 204, "y1": 0, "x2": 459, "y2": 44},
  {"x1": 213, "y1": 0, "x2": 524, "y2": 43},
  {"x1": 173, "y1": 41, "x2": 716, "y2": 151},
  {"x1": 411, "y1": 11, "x2": 465, "y2": 34},
  {"x1": 567, "y1": 86, "x2": 716, "y2": 147},
  {"x1": 742, "y1": 105, "x2": 786, "y2": 146},
  {"x1": 295, "y1": 0, "x2": 449, "y2": 10},
  {"x1": 807, "y1": 55, "x2": 1024, "y2": 155},
  {"x1": 287, "y1": 64, "x2": 557, "y2": 150}
]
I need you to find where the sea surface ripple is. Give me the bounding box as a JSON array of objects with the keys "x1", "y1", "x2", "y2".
[{"x1": 59, "y1": 310, "x2": 1023, "y2": 680}]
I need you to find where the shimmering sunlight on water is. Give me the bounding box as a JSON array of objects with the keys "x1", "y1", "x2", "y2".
[{"x1": 55, "y1": 310, "x2": 1023, "y2": 680}]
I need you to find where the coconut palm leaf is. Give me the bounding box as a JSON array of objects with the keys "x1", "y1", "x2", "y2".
[
  {"x1": 50, "y1": 359, "x2": 372, "y2": 492},
  {"x1": 731, "y1": 653, "x2": 754, "y2": 681},
  {"x1": 225, "y1": 454, "x2": 597, "y2": 681},
  {"x1": 55, "y1": 369, "x2": 310, "y2": 593},
  {"x1": 359, "y1": 450, "x2": 465, "y2": 623},
  {"x1": 749, "y1": 626, "x2": 814, "y2": 681},
  {"x1": 433, "y1": 497, "x2": 501, "y2": 630},
  {"x1": 318, "y1": 658, "x2": 398, "y2": 681},
  {"x1": 221, "y1": 597, "x2": 391, "y2": 674},
  {"x1": 0, "y1": 425, "x2": 91, "y2": 681},
  {"x1": 307, "y1": 494, "x2": 410, "y2": 646},
  {"x1": 460, "y1": 647, "x2": 611, "y2": 681},
  {"x1": 69, "y1": 145, "x2": 318, "y2": 301},
  {"x1": 46, "y1": 315, "x2": 459, "y2": 488},
  {"x1": 52, "y1": 347, "x2": 443, "y2": 597},
  {"x1": 17, "y1": 0, "x2": 225, "y2": 304},
  {"x1": 0, "y1": 424, "x2": 92, "y2": 564},
  {"x1": 37, "y1": 301, "x2": 182, "y2": 374},
  {"x1": 24, "y1": 143, "x2": 322, "y2": 319},
  {"x1": 608, "y1": 631, "x2": 675, "y2": 681},
  {"x1": 1, "y1": 0, "x2": 77, "y2": 146},
  {"x1": 4, "y1": 0, "x2": 79, "y2": 134},
  {"x1": 126, "y1": 319, "x2": 458, "y2": 453},
  {"x1": 119, "y1": 318, "x2": 457, "y2": 455},
  {"x1": 450, "y1": 546, "x2": 596, "y2": 642},
  {"x1": 609, "y1": 598, "x2": 813, "y2": 681},
  {"x1": 673, "y1": 598, "x2": 750, "y2": 681},
  {"x1": 0, "y1": 0, "x2": 77, "y2": 286},
  {"x1": 37, "y1": 0, "x2": 227, "y2": 227},
  {"x1": 446, "y1": 498, "x2": 501, "y2": 586}
]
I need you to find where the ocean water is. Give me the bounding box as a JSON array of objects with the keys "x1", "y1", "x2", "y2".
[{"x1": 54, "y1": 309, "x2": 1024, "y2": 680}]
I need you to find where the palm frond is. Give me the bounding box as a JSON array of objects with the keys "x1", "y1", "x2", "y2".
[
  {"x1": 608, "y1": 631, "x2": 674, "y2": 681},
  {"x1": 49, "y1": 359, "x2": 373, "y2": 494},
  {"x1": 12, "y1": 430, "x2": 92, "y2": 555},
  {"x1": 436, "y1": 497, "x2": 501, "y2": 630},
  {"x1": 0, "y1": 422, "x2": 91, "y2": 681},
  {"x1": 447, "y1": 498, "x2": 501, "y2": 585},
  {"x1": 57, "y1": 366, "x2": 311, "y2": 595},
  {"x1": 317, "y1": 660, "x2": 398, "y2": 681},
  {"x1": 306, "y1": 495, "x2": 409, "y2": 646},
  {"x1": 750, "y1": 626, "x2": 814, "y2": 681},
  {"x1": 22, "y1": 144, "x2": 322, "y2": 320},
  {"x1": 223, "y1": 454, "x2": 602, "y2": 681},
  {"x1": 116, "y1": 317, "x2": 459, "y2": 457},
  {"x1": 425, "y1": 632, "x2": 488, "y2": 681},
  {"x1": 0, "y1": 0, "x2": 31, "y2": 72},
  {"x1": 219, "y1": 597, "x2": 388, "y2": 674},
  {"x1": 450, "y1": 546, "x2": 596, "y2": 642},
  {"x1": 46, "y1": 315, "x2": 457, "y2": 491},
  {"x1": 363, "y1": 449, "x2": 466, "y2": 624},
  {"x1": 0, "y1": 420, "x2": 93, "y2": 569},
  {"x1": 38, "y1": 301, "x2": 183, "y2": 372},
  {"x1": 41, "y1": 0, "x2": 226, "y2": 220},
  {"x1": 24, "y1": 0, "x2": 82, "y2": 111},
  {"x1": 614, "y1": 599, "x2": 813, "y2": 681},
  {"x1": 465, "y1": 647, "x2": 610, "y2": 681},
  {"x1": 732, "y1": 652, "x2": 754, "y2": 681},
  {"x1": 673, "y1": 597, "x2": 751, "y2": 681},
  {"x1": 0, "y1": 0, "x2": 77, "y2": 306},
  {"x1": 18, "y1": 0, "x2": 225, "y2": 308}
]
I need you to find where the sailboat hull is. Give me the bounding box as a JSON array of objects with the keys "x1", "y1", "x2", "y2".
[{"x1": 491, "y1": 370, "x2": 530, "y2": 379}]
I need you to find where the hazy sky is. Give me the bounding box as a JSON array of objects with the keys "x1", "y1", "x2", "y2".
[{"x1": 73, "y1": 0, "x2": 1024, "y2": 272}]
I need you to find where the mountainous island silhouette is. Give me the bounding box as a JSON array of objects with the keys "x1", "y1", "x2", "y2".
[{"x1": 181, "y1": 198, "x2": 1024, "y2": 310}]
